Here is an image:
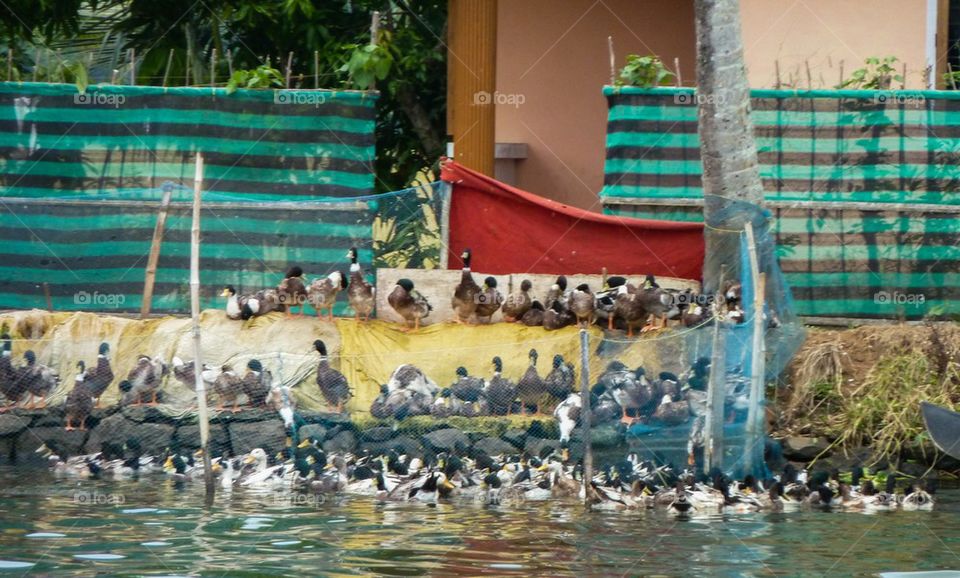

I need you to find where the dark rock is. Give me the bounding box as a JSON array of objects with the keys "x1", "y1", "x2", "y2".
[
  {"x1": 120, "y1": 406, "x2": 169, "y2": 424},
  {"x1": 501, "y1": 428, "x2": 527, "y2": 449},
  {"x1": 526, "y1": 421, "x2": 553, "y2": 439},
  {"x1": 524, "y1": 436, "x2": 560, "y2": 458},
  {"x1": 173, "y1": 423, "x2": 231, "y2": 456},
  {"x1": 360, "y1": 435, "x2": 423, "y2": 459},
  {"x1": 571, "y1": 425, "x2": 622, "y2": 448},
  {"x1": 31, "y1": 408, "x2": 69, "y2": 428},
  {"x1": 421, "y1": 428, "x2": 469, "y2": 454},
  {"x1": 322, "y1": 429, "x2": 358, "y2": 454},
  {"x1": 783, "y1": 436, "x2": 830, "y2": 462},
  {"x1": 0, "y1": 437, "x2": 12, "y2": 463},
  {"x1": 213, "y1": 408, "x2": 277, "y2": 423},
  {"x1": 229, "y1": 419, "x2": 288, "y2": 457},
  {"x1": 360, "y1": 426, "x2": 395, "y2": 443},
  {"x1": 16, "y1": 427, "x2": 88, "y2": 458},
  {"x1": 473, "y1": 437, "x2": 516, "y2": 456},
  {"x1": 297, "y1": 424, "x2": 327, "y2": 443},
  {"x1": 0, "y1": 413, "x2": 31, "y2": 437},
  {"x1": 84, "y1": 413, "x2": 174, "y2": 455}
]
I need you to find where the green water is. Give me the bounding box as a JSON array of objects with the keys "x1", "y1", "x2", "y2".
[{"x1": 1, "y1": 467, "x2": 959, "y2": 577}]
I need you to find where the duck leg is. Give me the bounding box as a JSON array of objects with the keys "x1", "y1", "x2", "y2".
[
  {"x1": 620, "y1": 407, "x2": 634, "y2": 425},
  {"x1": 328, "y1": 308, "x2": 334, "y2": 321},
  {"x1": 65, "y1": 418, "x2": 73, "y2": 431},
  {"x1": 608, "y1": 316, "x2": 615, "y2": 331}
]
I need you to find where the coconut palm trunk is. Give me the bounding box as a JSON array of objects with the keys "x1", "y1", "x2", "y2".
[{"x1": 694, "y1": 0, "x2": 765, "y2": 292}]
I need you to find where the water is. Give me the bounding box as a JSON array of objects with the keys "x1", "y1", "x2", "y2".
[{"x1": 1, "y1": 467, "x2": 960, "y2": 577}]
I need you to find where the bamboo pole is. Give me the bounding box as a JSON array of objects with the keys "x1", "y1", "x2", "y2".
[
  {"x1": 42, "y1": 283, "x2": 52, "y2": 312},
  {"x1": 607, "y1": 36, "x2": 615, "y2": 85},
  {"x1": 313, "y1": 50, "x2": 319, "y2": 88},
  {"x1": 703, "y1": 265, "x2": 727, "y2": 473},
  {"x1": 210, "y1": 49, "x2": 217, "y2": 91},
  {"x1": 185, "y1": 48, "x2": 192, "y2": 86},
  {"x1": 774, "y1": 59, "x2": 780, "y2": 89},
  {"x1": 162, "y1": 48, "x2": 174, "y2": 88},
  {"x1": 439, "y1": 143, "x2": 454, "y2": 269},
  {"x1": 674, "y1": 56, "x2": 682, "y2": 87},
  {"x1": 226, "y1": 48, "x2": 234, "y2": 78},
  {"x1": 190, "y1": 153, "x2": 215, "y2": 498},
  {"x1": 743, "y1": 222, "x2": 764, "y2": 475},
  {"x1": 140, "y1": 182, "x2": 175, "y2": 318},
  {"x1": 579, "y1": 328, "x2": 592, "y2": 508},
  {"x1": 804, "y1": 60, "x2": 812, "y2": 89},
  {"x1": 6, "y1": 48, "x2": 11, "y2": 81},
  {"x1": 129, "y1": 48, "x2": 136, "y2": 85},
  {"x1": 285, "y1": 51, "x2": 293, "y2": 88}
]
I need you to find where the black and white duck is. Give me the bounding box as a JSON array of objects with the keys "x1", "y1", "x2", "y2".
[
  {"x1": 596, "y1": 276, "x2": 628, "y2": 329},
  {"x1": 451, "y1": 366, "x2": 485, "y2": 407},
  {"x1": 387, "y1": 364, "x2": 439, "y2": 398},
  {"x1": 567, "y1": 284, "x2": 595, "y2": 328},
  {"x1": 543, "y1": 299, "x2": 575, "y2": 331},
  {"x1": 451, "y1": 248, "x2": 481, "y2": 323},
  {"x1": 18, "y1": 350, "x2": 58, "y2": 409},
  {"x1": 346, "y1": 247, "x2": 376, "y2": 321},
  {"x1": 241, "y1": 359, "x2": 272, "y2": 408},
  {"x1": 126, "y1": 355, "x2": 167, "y2": 406},
  {"x1": 484, "y1": 356, "x2": 516, "y2": 416},
  {"x1": 314, "y1": 340, "x2": 351, "y2": 413},
  {"x1": 278, "y1": 266, "x2": 309, "y2": 317},
  {"x1": 388, "y1": 278, "x2": 432, "y2": 331},
  {"x1": 545, "y1": 276, "x2": 568, "y2": 309},
  {"x1": 516, "y1": 349, "x2": 546, "y2": 415},
  {"x1": 474, "y1": 276, "x2": 503, "y2": 322},
  {"x1": 502, "y1": 279, "x2": 533, "y2": 322},
  {"x1": 307, "y1": 271, "x2": 348, "y2": 320},
  {"x1": 520, "y1": 300, "x2": 546, "y2": 327},
  {"x1": 221, "y1": 286, "x2": 278, "y2": 320},
  {"x1": 554, "y1": 392, "x2": 582, "y2": 444},
  {"x1": 80, "y1": 343, "x2": 114, "y2": 408}
]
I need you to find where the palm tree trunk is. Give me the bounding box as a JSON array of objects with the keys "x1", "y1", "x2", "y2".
[{"x1": 694, "y1": 0, "x2": 764, "y2": 292}]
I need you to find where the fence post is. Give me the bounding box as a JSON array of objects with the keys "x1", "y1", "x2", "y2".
[
  {"x1": 743, "y1": 222, "x2": 764, "y2": 475},
  {"x1": 189, "y1": 153, "x2": 215, "y2": 499},
  {"x1": 579, "y1": 328, "x2": 592, "y2": 508},
  {"x1": 703, "y1": 265, "x2": 727, "y2": 474},
  {"x1": 141, "y1": 182, "x2": 174, "y2": 318}
]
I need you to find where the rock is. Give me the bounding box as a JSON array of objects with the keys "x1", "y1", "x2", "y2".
[
  {"x1": 0, "y1": 437, "x2": 12, "y2": 463},
  {"x1": 84, "y1": 414, "x2": 174, "y2": 455},
  {"x1": 360, "y1": 426, "x2": 395, "y2": 443},
  {"x1": 16, "y1": 427, "x2": 88, "y2": 459},
  {"x1": 0, "y1": 414, "x2": 30, "y2": 437},
  {"x1": 473, "y1": 437, "x2": 516, "y2": 456},
  {"x1": 783, "y1": 436, "x2": 830, "y2": 462},
  {"x1": 572, "y1": 425, "x2": 622, "y2": 448},
  {"x1": 229, "y1": 419, "x2": 288, "y2": 457},
  {"x1": 173, "y1": 423, "x2": 231, "y2": 456},
  {"x1": 120, "y1": 406, "x2": 169, "y2": 424},
  {"x1": 360, "y1": 435, "x2": 423, "y2": 459},
  {"x1": 323, "y1": 429, "x2": 358, "y2": 454},
  {"x1": 501, "y1": 428, "x2": 527, "y2": 450},
  {"x1": 30, "y1": 408, "x2": 69, "y2": 428},
  {"x1": 214, "y1": 408, "x2": 276, "y2": 423},
  {"x1": 297, "y1": 424, "x2": 327, "y2": 443},
  {"x1": 524, "y1": 436, "x2": 560, "y2": 459},
  {"x1": 421, "y1": 428, "x2": 469, "y2": 454},
  {"x1": 526, "y1": 421, "x2": 553, "y2": 440}
]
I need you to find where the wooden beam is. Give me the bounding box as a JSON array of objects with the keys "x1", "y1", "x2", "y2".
[
  {"x1": 140, "y1": 183, "x2": 174, "y2": 318},
  {"x1": 447, "y1": 0, "x2": 497, "y2": 176}
]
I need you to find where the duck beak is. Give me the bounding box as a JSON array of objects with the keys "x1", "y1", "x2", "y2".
[
  {"x1": 211, "y1": 463, "x2": 222, "y2": 474},
  {"x1": 297, "y1": 439, "x2": 311, "y2": 449},
  {"x1": 163, "y1": 456, "x2": 174, "y2": 469},
  {"x1": 537, "y1": 463, "x2": 549, "y2": 472},
  {"x1": 219, "y1": 288, "x2": 229, "y2": 297},
  {"x1": 442, "y1": 478, "x2": 456, "y2": 491},
  {"x1": 242, "y1": 455, "x2": 256, "y2": 465},
  {"x1": 561, "y1": 448, "x2": 570, "y2": 462}
]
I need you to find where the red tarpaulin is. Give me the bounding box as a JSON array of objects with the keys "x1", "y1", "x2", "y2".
[{"x1": 441, "y1": 161, "x2": 705, "y2": 280}]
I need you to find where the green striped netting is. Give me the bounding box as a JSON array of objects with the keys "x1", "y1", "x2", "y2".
[{"x1": 601, "y1": 86, "x2": 960, "y2": 320}]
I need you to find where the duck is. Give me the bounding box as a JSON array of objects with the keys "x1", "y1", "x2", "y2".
[
  {"x1": 602, "y1": 363, "x2": 650, "y2": 424},
  {"x1": 382, "y1": 386, "x2": 434, "y2": 420},
  {"x1": 369, "y1": 384, "x2": 392, "y2": 419},
  {"x1": 126, "y1": 355, "x2": 167, "y2": 406},
  {"x1": 406, "y1": 471, "x2": 455, "y2": 503},
  {"x1": 474, "y1": 276, "x2": 503, "y2": 322},
  {"x1": 387, "y1": 364, "x2": 439, "y2": 398},
  {"x1": 451, "y1": 248, "x2": 482, "y2": 323},
  {"x1": 554, "y1": 392, "x2": 582, "y2": 443},
  {"x1": 307, "y1": 271, "x2": 348, "y2": 320},
  {"x1": 0, "y1": 331, "x2": 18, "y2": 409},
  {"x1": 612, "y1": 283, "x2": 649, "y2": 337},
  {"x1": 388, "y1": 278, "x2": 432, "y2": 331},
  {"x1": 566, "y1": 284, "x2": 595, "y2": 328},
  {"x1": 346, "y1": 247, "x2": 376, "y2": 321},
  {"x1": 450, "y1": 366, "x2": 485, "y2": 407},
  {"x1": 213, "y1": 364, "x2": 243, "y2": 412},
  {"x1": 64, "y1": 368, "x2": 94, "y2": 431},
  {"x1": 543, "y1": 300, "x2": 575, "y2": 331},
  {"x1": 545, "y1": 276, "x2": 568, "y2": 309},
  {"x1": 241, "y1": 359, "x2": 272, "y2": 408},
  {"x1": 544, "y1": 354, "x2": 575, "y2": 405},
  {"x1": 638, "y1": 278, "x2": 674, "y2": 332},
  {"x1": 221, "y1": 286, "x2": 277, "y2": 320},
  {"x1": 171, "y1": 356, "x2": 217, "y2": 399},
  {"x1": 516, "y1": 349, "x2": 546, "y2": 415},
  {"x1": 595, "y1": 276, "x2": 629, "y2": 329},
  {"x1": 484, "y1": 356, "x2": 516, "y2": 416},
  {"x1": 314, "y1": 340, "x2": 351, "y2": 413},
  {"x1": 901, "y1": 480, "x2": 935, "y2": 511},
  {"x1": 79, "y1": 343, "x2": 114, "y2": 407},
  {"x1": 278, "y1": 266, "x2": 309, "y2": 317},
  {"x1": 502, "y1": 280, "x2": 533, "y2": 322},
  {"x1": 652, "y1": 393, "x2": 690, "y2": 426},
  {"x1": 520, "y1": 300, "x2": 545, "y2": 326},
  {"x1": 18, "y1": 351, "x2": 58, "y2": 409},
  {"x1": 220, "y1": 286, "x2": 247, "y2": 320}
]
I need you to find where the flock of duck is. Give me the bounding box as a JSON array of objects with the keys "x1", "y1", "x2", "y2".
[
  {"x1": 36, "y1": 436, "x2": 936, "y2": 514},
  {"x1": 220, "y1": 247, "x2": 748, "y2": 333}
]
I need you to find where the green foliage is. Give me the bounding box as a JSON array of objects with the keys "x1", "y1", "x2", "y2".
[
  {"x1": 373, "y1": 182, "x2": 441, "y2": 269},
  {"x1": 616, "y1": 55, "x2": 675, "y2": 88},
  {"x1": 340, "y1": 42, "x2": 392, "y2": 90},
  {"x1": 225, "y1": 65, "x2": 283, "y2": 94},
  {"x1": 837, "y1": 56, "x2": 903, "y2": 90},
  {"x1": 942, "y1": 70, "x2": 960, "y2": 90}
]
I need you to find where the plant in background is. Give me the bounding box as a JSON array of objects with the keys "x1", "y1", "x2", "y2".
[
  {"x1": 837, "y1": 56, "x2": 903, "y2": 90},
  {"x1": 225, "y1": 65, "x2": 283, "y2": 94},
  {"x1": 616, "y1": 55, "x2": 675, "y2": 88},
  {"x1": 340, "y1": 40, "x2": 392, "y2": 90}
]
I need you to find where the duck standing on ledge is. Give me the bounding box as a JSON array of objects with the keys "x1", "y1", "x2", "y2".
[
  {"x1": 0, "y1": 332, "x2": 24, "y2": 410},
  {"x1": 314, "y1": 340, "x2": 351, "y2": 413},
  {"x1": 241, "y1": 359, "x2": 272, "y2": 408},
  {"x1": 451, "y1": 248, "x2": 481, "y2": 324},
  {"x1": 474, "y1": 277, "x2": 503, "y2": 323},
  {"x1": 278, "y1": 266, "x2": 309, "y2": 317},
  {"x1": 346, "y1": 247, "x2": 376, "y2": 322},
  {"x1": 82, "y1": 343, "x2": 114, "y2": 408},
  {"x1": 567, "y1": 284, "x2": 596, "y2": 329},
  {"x1": 502, "y1": 279, "x2": 533, "y2": 322},
  {"x1": 484, "y1": 356, "x2": 516, "y2": 416},
  {"x1": 388, "y1": 279, "x2": 432, "y2": 331},
  {"x1": 520, "y1": 300, "x2": 546, "y2": 326},
  {"x1": 307, "y1": 271, "x2": 348, "y2": 320},
  {"x1": 19, "y1": 351, "x2": 58, "y2": 409},
  {"x1": 517, "y1": 349, "x2": 546, "y2": 415},
  {"x1": 65, "y1": 365, "x2": 93, "y2": 431},
  {"x1": 126, "y1": 356, "x2": 167, "y2": 406}
]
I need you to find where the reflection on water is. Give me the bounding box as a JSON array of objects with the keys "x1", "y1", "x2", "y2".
[{"x1": 1, "y1": 466, "x2": 960, "y2": 577}]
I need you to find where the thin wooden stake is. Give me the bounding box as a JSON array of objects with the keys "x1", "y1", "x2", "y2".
[
  {"x1": 185, "y1": 48, "x2": 192, "y2": 86},
  {"x1": 285, "y1": 51, "x2": 293, "y2": 87},
  {"x1": 370, "y1": 11, "x2": 380, "y2": 91},
  {"x1": 32, "y1": 47, "x2": 38, "y2": 82},
  {"x1": 226, "y1": 48, "x2": 234, "y2": 77},
  {"x1": 190, "y1": 153, "x2": 215, "y2": 499},
  {"x1": 703, "y1": 265, "x2": 727, "y2": 474},
  {"x1": 743, "y1": 222, "x2": 765, "y2": 475},
  {"x1": 674, "y1": 56, "x2": 682, "y2": 87},
  {"x1": 6, "y1": 48, "x2": 12, "y2": 81},
  {"x1": 314, "y1": 50, "x2": 319, "y2": 88},
  {"x1": 902, "y1": 62, "x2": 907, "y2": 89},
  {"x1": 129, "y1": 48, "x2": 136, "y2": 85},
  {"x1": 949, "y1": 63, "x2": 958, "y2": 91},
  {"x1": 774, "y1": 59, "x2": 781, "y2": 89},
  {"x1": 210, "y1": 48, "x2": 217, "y2": 90},
  {"x1": 111, "y1": 68, "x2": 118, "y2": 84},
  {"x1": 607, "y1": 36, "x2": 616, "y2": 85},
  {"x1": 579, "y1": 329, "x2": 592, "y2": 508},
  {"x1": 42, "y1": 283, "x2": 52, "y2": 312},
  {"x1": 804, "y1": 60, "x2": 812, "y2": 89},
  {"x1": 839, "y1": 60, "x2": 845, "y2": 87},
  {"x1": 162, "y1": 48, "x2": 174, "y2": 88},
  {"x1": 141, "y1": 183, "x2": 175, "y2": 318}
]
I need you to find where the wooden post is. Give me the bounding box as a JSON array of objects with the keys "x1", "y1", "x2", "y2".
[
  {"x1": 284, "y1": 51, "x2": 293, "y2": 88},
  {"x1": 607, "y1": 36, "x2": 616, "y2": 85},
  {"x1": 674, "y1": 56, "x2": 682, "y2": 87},
  {"x1": 774, "y1": 59, "x2": 781, "y2": 89},
  {"x1": 210, "y1": 49, "x2": 217, "y2": 91},
  {"x1": 185, "y1": 48, "x2": 192, "y2": 86},
  {"x1": 743, "y1": 222, "x2": 764, "y2": 475},
  {"x1": 313, "y1": 50, "x2": 319, "y2": 88},
  {"x1": 162, "y1": 48, "x2": 174, "y2": 88},
  {"x1": 703, "y1": 265, "x2": 727, "y2": 473},
  {"x1": 902, "y1": 62, "x2": 907, "y2": 89},
  {"x1": 369, "y1": 12, "x2": 380, "y2": 91},
  {"x1": 804, "y1": 60, "x2": 812, "y2": 89},
  {"x1": 189, "y1": 153, "x2": 215, "y2": 498},
  {"x1": 129, "y1": 48, "x2": 136, "y2": 85},
  {"x1": 32, "y1": 47, "x2": 38, "y2": 82},
  {"x1": 42, "y1": 283, "x2": 52, "y2": 312},
  {"x1": 225, "y1": 48, "x2": 234, "y2": 78},
  {"x1": 140, "y1": 182, "x2": 175, "y2": 318},
  {"x1": 447, "y1": 0, "x2": 498, "y2": 176},
  {"x1": 579, "y1": 329, "x2": 592, "y2": 508},
  {"x1": 6, "y1": 48, "x2": 11, "y2": 82}
]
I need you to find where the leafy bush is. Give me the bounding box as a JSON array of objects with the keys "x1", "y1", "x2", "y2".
[
  {"x1": 616, "y1": 55, "x2": 675, "y2": 88},
  {"x1": 837, "y1": 56, "x2": 903, "y2": 90},
  {"x1": 225, "y1": 65, "x2": 283, "y2": 94}
]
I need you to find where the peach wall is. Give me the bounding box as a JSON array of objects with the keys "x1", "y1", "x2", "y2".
[
  {"x1": 495, "y1": 0, "x2": 696, "y2": 209},
  {"x1": 739, "y1": 0, "x2": 931, "y2": 89}
]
